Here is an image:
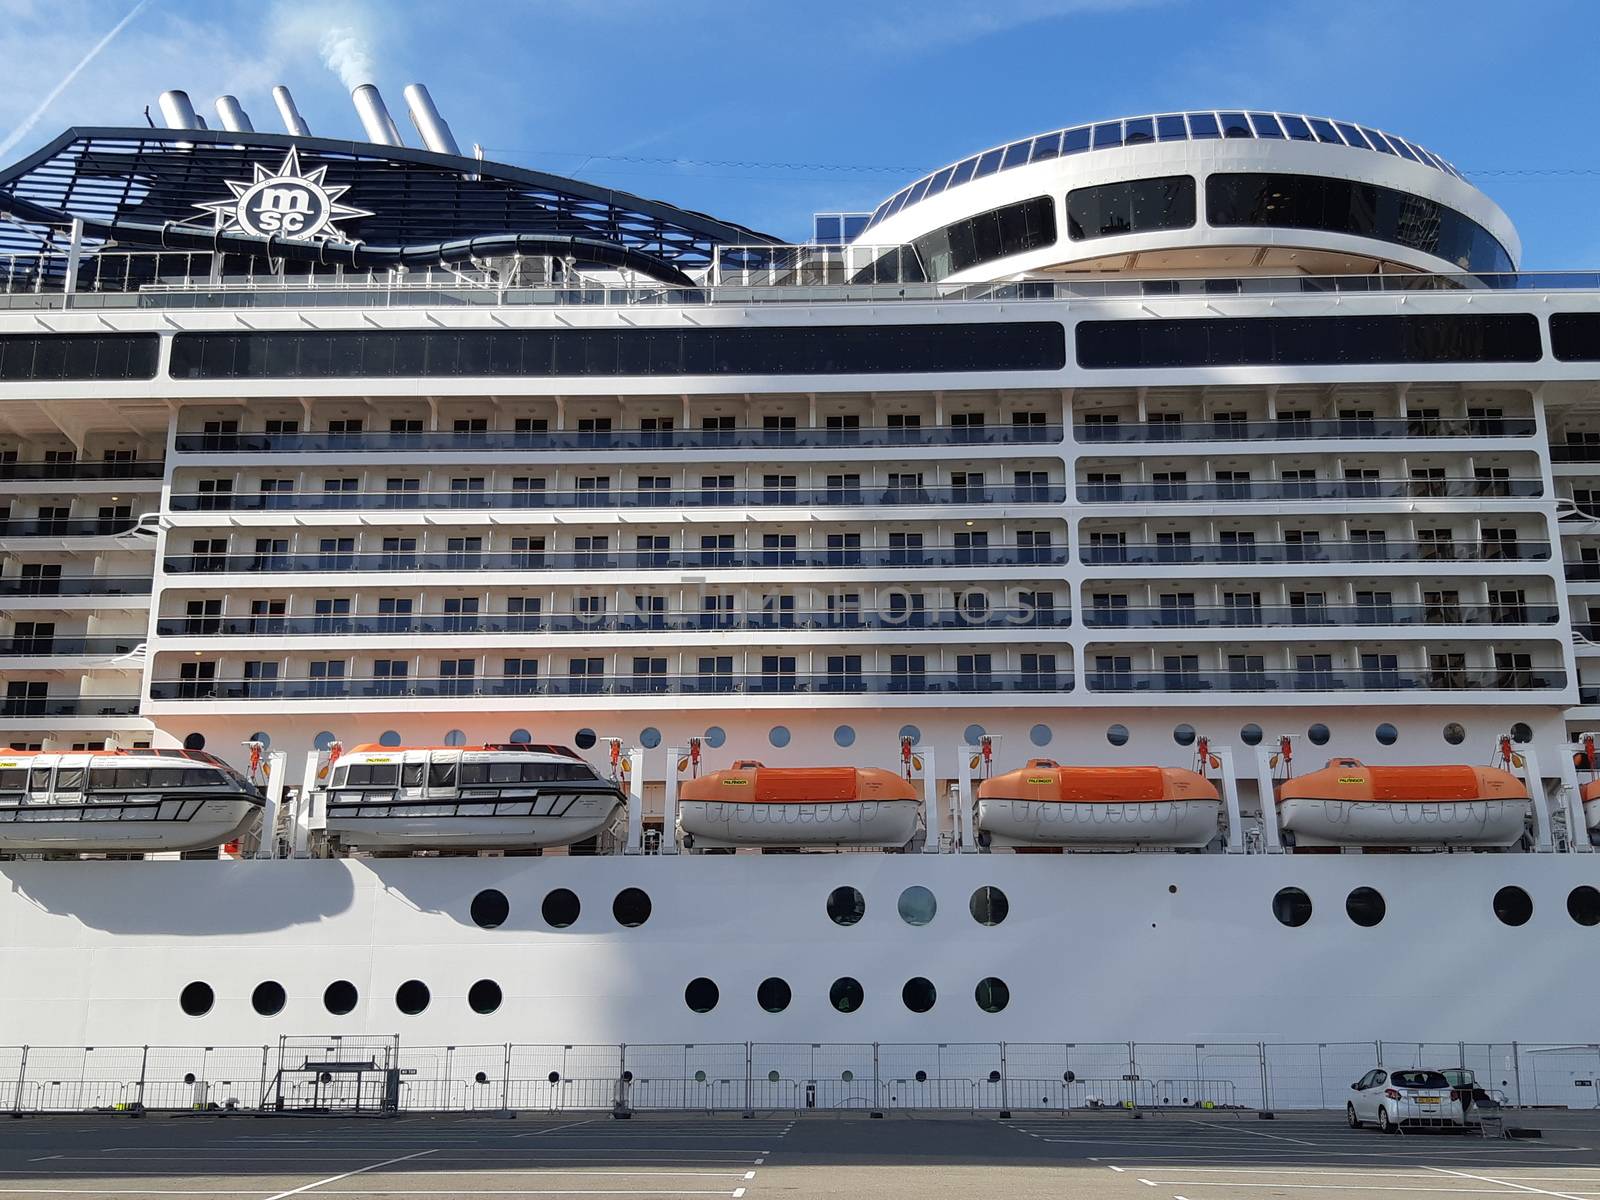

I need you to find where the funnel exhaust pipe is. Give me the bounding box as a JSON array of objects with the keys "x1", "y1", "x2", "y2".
[
  {"x1": 402, "y1": 84, "x2": 461, "y2": 156},
  {"x1": 352, "y1": 83, "x2": 405, "y2": 147},
  {"x1": 271, "y1": 85, "x2": 311, "y2": 137},
  {"x1": 214, "y1": 95, "x2": 254, "y2": 134},
  {"x1": 157, "y1": 90, "x2": 200, "y2": 131}
]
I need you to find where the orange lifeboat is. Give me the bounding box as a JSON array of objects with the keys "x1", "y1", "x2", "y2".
[
  {"x1": 976, "y1": 759, "x2": 1221, "y2": 848},
  {"x1": 677, "y1": 762, "x2": 920, "y2": 848},
  {"x1": 1583, "y1": 778, "x2": 1600, "y2": 831},
  {"x1": 1276, "y1": 758, "x2": 1528, "y2": 847}
]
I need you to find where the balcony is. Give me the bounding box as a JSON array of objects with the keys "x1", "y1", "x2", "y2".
[
  {"x1": 154, "y1": 606, "x2": 1073, "y2": 638},
  {"x1": 166, "y1": 483, "x2": 1068, "y2": 513},
  {"x1": 0, "y1": 636, "x2": 142, "y2": 657},
  {"x1": 1076, "y1": 417, "x2": 1536, "y2": 444},
  {"x1": 1553, "y1": 444, "x2": 1600, "y2": 463},
  {"x1": 1081, "y1": 603, "x2": 1560, "y2": 629},
  {"x1": 173, "y1": 426, "x2": 1065, "y2": 454},
  {"x1": 1085, "y1": 669, "x2": 1567, "y2": 694},
  {"x1": 1076, "y1": 479, "x2": 1544, "y2": 504},
  {"x1": 148, "y1": 672, "x2": 1076, "y2": 701},
  {"x1": 0, "y1": 461, "x2": 163, "y2": 482},
  {"x1": 0, "y1": 576, "x2": 152, "y2": 597},
  {"x1": 162, "y1": 545, "x2": 1072, "y2": 575},
  {"x1": 0, "y1": 696, "x2": 141, "y2": 717},
  {"x1": 0, "y1": 517, "x2": 149, "y2": 538},
  {"x1": 1081, "y1": 540, "x2": 1550, "y2": 566},
  {"x1": 1566, "y1": 563, "x2": 1600, "y2": 581}
]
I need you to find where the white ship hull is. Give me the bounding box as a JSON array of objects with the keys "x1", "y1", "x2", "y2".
[
  {"x1": 0, "y1": 852, "x2": 1593, "y2": 1046},
  {"x1": 677, "y1": 799, "x2": 920, "y2": 848},
  {"x1": 978, "y1": 798, "x2": 1222, "y2": 848},
  {"x1": 0, "y1": 798, "x2": 259, "y2": 854},
  {"x1": 1278, "y1": 798, "x2": 1529, "y2": 848}
]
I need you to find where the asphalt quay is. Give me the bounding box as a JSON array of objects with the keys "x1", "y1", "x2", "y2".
[{"x1": 2, "y1": 1109, "x2": 1600, "y2": 1199}]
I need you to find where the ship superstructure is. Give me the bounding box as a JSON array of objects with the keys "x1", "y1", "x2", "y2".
[{"x1": 0, "y1": 90, "x2": 1599, "y2": 1058}]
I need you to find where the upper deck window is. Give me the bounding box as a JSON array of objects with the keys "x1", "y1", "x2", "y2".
[
  {"x1": 1067, "y1": 176, "x2": 1196, "y2": 241},
  {"x1": 911, "y1": 195, "x2": 1057, "y2": 279},
  {"x1": 0, "y1": 334, "x2": 158, "y2": 382}
]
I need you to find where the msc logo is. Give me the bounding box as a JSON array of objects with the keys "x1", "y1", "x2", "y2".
[{"x1": 196, "y1": 148, "x2": 371, "y2": 242}]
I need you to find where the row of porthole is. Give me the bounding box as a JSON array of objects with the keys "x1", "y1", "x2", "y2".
[
  {"x1": 1108, "y1": 721, "x2": 1533, "y2": 749},
  {"x1": 1272, "y1": 884, "x2": 1598, "y2": 929},
  {"x1": 179, "y1": 977, "x2": 503, "y2": 1018},
  {"x1": 177, "y1": 974, "x2": 1010, "y2": 1018},
  {"x1": 210, "y1": 728, "x2": 738, "y2": 754},
  {"x1": 686, "y1": 975, "x2": 1011, "y2": 1015},
  {"x1": 468, "y1": 885, "x2": 1010, "y2": 931}
]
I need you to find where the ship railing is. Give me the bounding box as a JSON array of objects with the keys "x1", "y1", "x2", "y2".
[{"x1": 11, "y1": 247, "x2": 1600, "y2": 307}]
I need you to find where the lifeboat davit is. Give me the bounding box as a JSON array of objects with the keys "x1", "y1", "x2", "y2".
[
  {"x1": 1276, "y1": 758, "x2": 1528, "y2": 847},
  {"x1": 0, "y1": 749, "x2": 263, "y2": 854},
  {"x1": 677, "y1": 762, "x2": 920, "y2": 848},
  {"x1": 316, "y1": 744, "x2": 624, "y2": 850},
  {"x1": 977, "y1": 759, "x2": 1222, "y2": 848}
]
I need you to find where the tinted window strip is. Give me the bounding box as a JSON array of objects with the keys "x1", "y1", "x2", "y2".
[
  {"x1": 170, "y1": 323, "x2": 1068, "y2": 379},
  {"x1": 1206, "y1": 172, "x2": 1514, "y2": 275},
  {"x1": 1551, "y1": 313, "x2": 1600, "y2": 362},
  {"x1": 0, "y1": 334, "x2": 159, "y2": 382},
  {"x1": 1076, "y1": 314, "x2": 1542, "y2": 369}
]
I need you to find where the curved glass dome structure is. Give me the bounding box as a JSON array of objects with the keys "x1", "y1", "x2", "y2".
[{"x1": 862, "y1": 110, "x2": 1464, "y2": 235}]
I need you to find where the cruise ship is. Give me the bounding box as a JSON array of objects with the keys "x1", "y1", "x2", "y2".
[{"x1": 2, "y1": 86, "x2": 1600, "y2": 1096}]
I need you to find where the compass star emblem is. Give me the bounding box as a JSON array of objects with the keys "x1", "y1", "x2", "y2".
[{"x1": 196, "y1": 148, "x2": 371, "y2": 242}]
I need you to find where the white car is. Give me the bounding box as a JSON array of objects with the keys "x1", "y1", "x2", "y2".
[{"x1": 1347, "y1": 1069, "x2": 1465, "y2": 1133}]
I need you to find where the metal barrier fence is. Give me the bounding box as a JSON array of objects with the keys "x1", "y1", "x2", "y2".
[{"x1": 5, "y1": 1039, "x2": 1599, "y2": 1114}]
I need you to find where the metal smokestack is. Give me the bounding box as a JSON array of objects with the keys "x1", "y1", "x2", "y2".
[
  {"x1": 214, "y1": 96, "x2": 254, "y2": 134},
  {"x1": 271, "y1": 85, "x2": 311, "y2": 137},
  {"x1": 402, "y1": 84, "x2": 461, "y2": 156},
  {"x1": 157, "y1": 90, "x2": 200, "y2": 130},
  {"x1": 351, "y1": 84, "x2": 405, "y2": 147}
]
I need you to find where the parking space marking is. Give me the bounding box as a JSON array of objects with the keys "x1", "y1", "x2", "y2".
[
  {"x1": 1184, "y1": 1119, "x2": 1319, "y2": 1146},
  {"x1": 1427, "y1": 1165, "x2": 1591, "y2": 1200},
  {"x1": 259, "y1": 1149, "x2": 438, "y2": 1200}
]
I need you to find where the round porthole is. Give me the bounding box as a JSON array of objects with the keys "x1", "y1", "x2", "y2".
[
  {"x1": 395, "y1": 979, "x2": 430, "y2": 1015},
  {"x1": 1493, "y1": 885, "x2": 1533, "y2": 927},
  {"x1": 613, "y1": 887, "x2": 652, "y2": 928},
  {"x1": 471, "y1": 888, "x2": 509, "y2": 929},
  {"x1": 915, "y1": 1070, "x2": 928, "y2": 1083},
  {"x1": 970, "y1": 886, "x2": 1009, "y2": 926},
  {"x1": 757, "y1": 977, "x2": 792, "y2": 1013},
  {"x1": 444, "y1": 729, "x2": 467, "y2": 747},
  {"x1": 378, "y1": 730, "x2": 402, "y2": 747},
  {"x1": 468, "y1": 979, "x2": 502, "y2": 1014},
  {"x1": 964, "y1": 724, "x2": 986, "y2": 746},
  {"x1": 1240, "y1": 723, "x2": 1262, "y2": 746},
  {"x1": 703, "y1": 726, "x2": 727, "y2": 748},
  {"x1": 574, "y1": 728, "x2": 597, "y2": 750},
  {"x1": 897, "y1": 885, "x2": 937, "y2": 926},
  {"x1": 1510, "y1": 722, "x2": 1533, "y2": 744},
  {"x1": 251, "y1": 981, "x2": 286, "y2": 1016},
  {"x1": 323, "y1": 980, "x2": 358, "y2": 1015},
  {"x1": 830, "y1": 977, "x2": 864, "y2": 1013},
  {"x1": 901, "y1": 977, "x2": 937, "y2": 1013},
  {"x1": 1375, "y1": 723, "x2": 1398, "y2": 746},
  {"x1": 1443, "y1": 722, "x2": 1466, "y2": 746},
  {"x1": 834, "y1": 725, "x2": 856, "y2": 748},
  {"x1": 179, "y1": 981, "x2": 213, "y2": 1017},
  {"x1": 685, "y1": 977, "x2": 719, "y2": 1013},
  {"x1": 183, "y1": 732, "x2": 206, "y2": 751},
  {"x1": 827, "y1": 886, "x2": 865, "y2": 927},
  {"x1": 1346, "y1": 887, "x2": 1386, "y2": 927},
  {"x1": 1106, "y1": 723, "x2": 1129, "y2": 747},
  {"x1": 542, "y1": 888, "x2": 580, "y2": 928},
  {"x1": 1568, "y1": 886, "x2": 1600, "y2": 926},
  {"x1": 769, "y1": 725, "x2": 791, "y2": 748},
  {"x1": 1173, "y1": 724, "x2": 1196, "y2": 747},
  {"x1": 248, "y1": 731, "x2": 271, "y2": 749},
  {"x1": 898, "y1": 724, "x2": 921, "y2": 745},
  {"x1": 1272, "y1": 887, "x2": 1313, "y2": 927},
  {"x1": 1029, "y1": 724, "x2": 1052, "y2": 748},
  {"x1": 1307, "y1": 723, "x2": 1330, "y2": 746},
  {"x1": 314, "y1": 731, "x2": 336, "y2": 751},
  {"x1": 975, "y1": 977, "x2": 1010, "y2": 1013},
  {"x1": 640, "y1": 727, "x2": 662, "y2": 749},
  {"x1": 509, "y1": 728, "x2": 532, "y2": 744}
]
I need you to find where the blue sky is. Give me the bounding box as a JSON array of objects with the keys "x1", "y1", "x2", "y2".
[{"x1": 1, "y1": 0, "x2": 1597, "y2": 265}]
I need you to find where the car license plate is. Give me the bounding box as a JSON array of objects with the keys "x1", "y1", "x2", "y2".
[{"x1": 1417, "y1": 1095, "x2": 1440, "y2": 1105}]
